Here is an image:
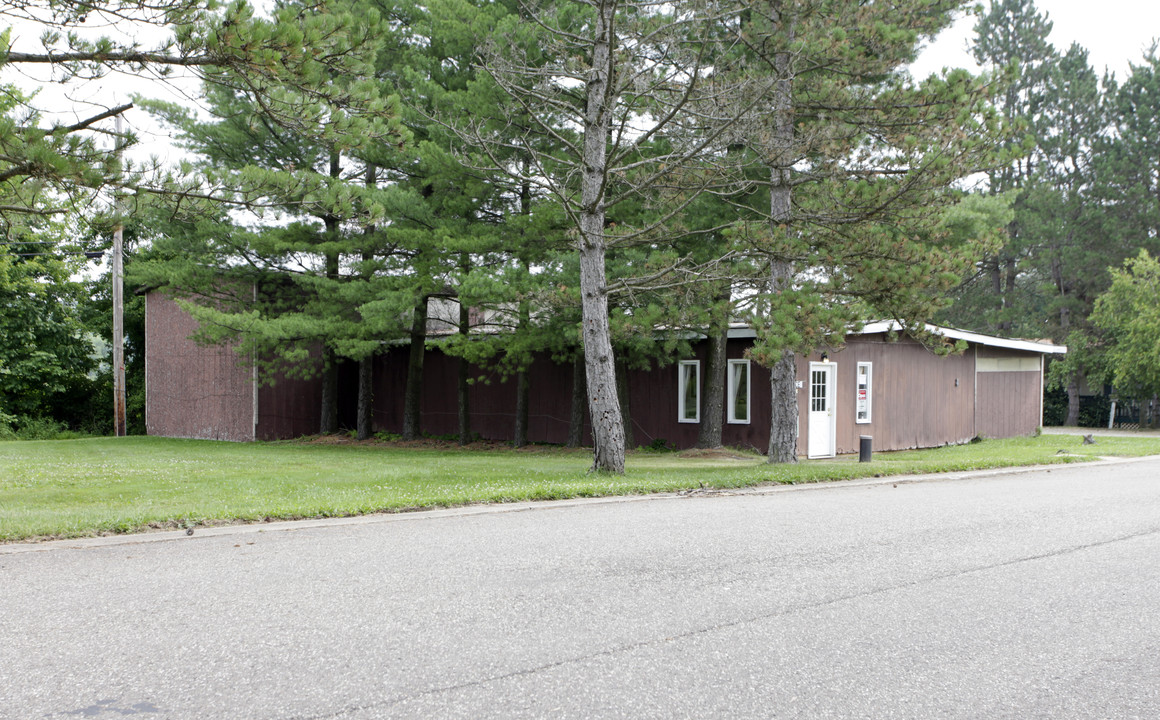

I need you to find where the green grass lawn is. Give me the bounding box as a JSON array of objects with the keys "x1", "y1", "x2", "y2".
[{"x1": 2, "y1": 434, "x2": 1158, "y2": 542}]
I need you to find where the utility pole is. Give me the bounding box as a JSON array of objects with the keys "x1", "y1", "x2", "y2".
[{"x1": 112, "y1": 113, "x2": 126, "y2": 437}]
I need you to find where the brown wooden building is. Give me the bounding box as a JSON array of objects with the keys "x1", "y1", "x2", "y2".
[{"x1": 145, "y1": 293, "x2": 1065, "y2": 456}]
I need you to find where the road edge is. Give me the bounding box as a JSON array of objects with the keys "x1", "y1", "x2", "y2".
[{"x1": 4, "y1": 454, "x2": 1158, "y2": 555}]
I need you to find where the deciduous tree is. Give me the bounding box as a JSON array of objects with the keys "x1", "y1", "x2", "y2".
[{"x1": 1090, "y1": 250, "x2": 1160, "y2": 426}]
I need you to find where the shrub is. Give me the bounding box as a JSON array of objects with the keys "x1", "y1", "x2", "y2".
[
  {"x1": 1043, "y1": 388, "x2": 1115, "y2": 428},
  {"x1": 15, "y1": 416, "x2": 70, "y2": 440},
  {"x1": 0, "y1": 411, "x2": 16, "y2": 440},
  {"x1": 0, "y1": 415, "x2": 85, "y2": 440},
  {"x1": 640, "y1": 437, "x2": 675, "y2": 452},
  {"x1": 1042, "y1": 386, "x2": 1067, "y2": 426}
]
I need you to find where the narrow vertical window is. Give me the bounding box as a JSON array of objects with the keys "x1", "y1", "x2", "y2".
[
  {"x1": 678, "y1": 360, "x2": 700, "y2": 423},
  {"x1": 727, "y1": 359, "x2": 750, "y2": 424},
  {"x1": 856, "y1": 362, "x2": 872, "y2": 423}
]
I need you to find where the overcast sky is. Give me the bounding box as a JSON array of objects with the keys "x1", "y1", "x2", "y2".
[
  {"x1": 912, "y1": 0, "x2": 1160, "y2": 80},
  {"x1": 6, "y1": 0, "x2": 1160, "y2": 165}
]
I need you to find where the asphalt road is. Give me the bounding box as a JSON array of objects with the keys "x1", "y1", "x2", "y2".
[{"x1": 3, "y1": 457, "x2": 1159, "y2": 719}]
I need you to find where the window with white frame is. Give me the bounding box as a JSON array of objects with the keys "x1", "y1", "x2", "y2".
[
  {"x1": 727, "y1": 359, "x2": 751, "y2": 424},
  {"x1": 678, "y1": 360, "x2": 700, "y2": 423},
  {"x1": 856, "y1": 362, "x2": 872, "y2": 423}
]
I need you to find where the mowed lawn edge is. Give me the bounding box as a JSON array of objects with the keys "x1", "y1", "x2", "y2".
[{"x1": 3, "y1": 434, "x2": 1158, "y2": 543}]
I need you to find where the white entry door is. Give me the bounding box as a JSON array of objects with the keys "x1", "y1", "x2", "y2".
[{"x1": 807, "y1": 363, "x2": 836, "y2": 458}]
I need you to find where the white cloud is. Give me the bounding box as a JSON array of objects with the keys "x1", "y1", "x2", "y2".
[{"x1": 912, "y1": 0, "x2": 1160, "y2": 81}]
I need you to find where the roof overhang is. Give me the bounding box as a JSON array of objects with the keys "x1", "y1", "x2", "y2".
[
  {"x1": 851, "y1": 321, "x2": 1066, "y2": 355},
  {"x1": 726, "y1": 321, "x2": 1066, "y2": 355}
]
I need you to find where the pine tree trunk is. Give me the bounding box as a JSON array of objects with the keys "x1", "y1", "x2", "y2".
[
  {"x1": 1057, "y1": 278, "x2": 1078, "y2": 428},
  {"x1": 513, "y1": 369, "x2": 529, "y2": 448},
  {"x1": 320, "y1": 151, "x2": 342, "y2": 435},
  {"x1": 990, "y1": 257, "x2": 1005, "y2": 331},
  {"x1": 568, "y1": 353, "x2": 586, "y2": 448},
  {"x1": 991, "y1": 258, "x2": 1003, "y2": 326},
  {"x1": 697, "y1": 320, "x2": 728, "y2": 449},
  {"x1": 513, "y1": 299, "x2": 531, "y2": 448},
  {"x1": 767, "y1": 259, "x2": 798, "y2": 463},
  {"x1": 768, "y1": 344, "x2": 798, "y2": 463},
  {"x1": 457, "y1": 300, "x2": 471, "y2": 446},
  {"x1": 615, "y1": 359, "x2": 633, "y2": 449},
  {"x1": 578, "y1": 0, "x2": 625, "y2": 474},
  {"x1": 1054, "y1": 255, "x2": 1070, "y2": 335},
  {"x1": 513, "y1": 174, "x2": 532, "y2": 450},
  {"x1": 766, "y1": 2, "x2": 798, "y2": 464},
  {"x1": 581, "y1": 239, "x2": 624, "y2": 472},
  {"x1": 356, "y1": 357, "x2": 373, "y2": 440},
  {"x1": 402, "y1": 296, "x2": 427, "y2": 441},
  {"x1": 318, "y1": 247, "x2": 340, "y2": 435},
  {"x1": 319, "y1": 355, "x2": 338, "y2": 435},
  {"x1": 999, "y1": 255, "x2": 1017, "y2": 332},
  {"x1": 356, "y1": 161, "x2": 377, "y2": 442}
]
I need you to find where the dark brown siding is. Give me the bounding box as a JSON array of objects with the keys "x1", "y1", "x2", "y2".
[
  {"x1": 622, "y1": 353, "x2": 702, "y2": 450},
  {"x1": 720, "y1": 339, "x2": 774, "y2": 452},
  {"x1": 607, "y1": 340, "x2": 770, "y2": 452},
  {"x1": 256, "y1": 361, "x2": 324, "y2": 440},
  {"x1": 145, "y1": 295, "x2": 1050, "y2": 452},
  {"x1": 145, "y1": 292, "x2": 255, "y2": 441},
  {"x1": 372, "y1": 346, "x2": 592, "y2": 445},
  {"x1": 975, "y1": 347, "x2": 1042, "y2": 439},
  {"x1": 371, "y1": 346, "x2": 408, "y2": 434}
]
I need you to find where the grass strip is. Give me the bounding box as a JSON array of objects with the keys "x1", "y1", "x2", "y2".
[{"x1": 2, "y1": 434, "x2": 1158, "y2": 543}]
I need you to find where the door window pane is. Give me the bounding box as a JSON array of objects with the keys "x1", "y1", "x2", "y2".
[{"x1": 811, "y1": 369, "x2": 828, "y2": 412}]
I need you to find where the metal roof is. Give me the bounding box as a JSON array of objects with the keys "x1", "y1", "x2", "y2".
[{"x1": 727, "y1": 321, "x2": 1066, "y2": 355}]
